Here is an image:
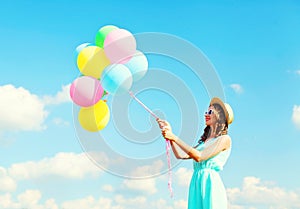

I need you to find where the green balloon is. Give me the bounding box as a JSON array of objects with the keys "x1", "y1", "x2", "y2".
[{"x1": 95, "y1": 25, "x2": 118, "y2": 48}]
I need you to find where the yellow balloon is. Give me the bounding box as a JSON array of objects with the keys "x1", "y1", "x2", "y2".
[
  {"x1": 77, "y1": 46, "x2": 110, "y2": 79},
  {"x1": 78, "y1": 100, "x2": 110, "y2": 132}
]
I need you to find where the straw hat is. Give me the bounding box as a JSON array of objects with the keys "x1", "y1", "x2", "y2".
[{"x1": 210, "y1": 97, "x2": 234, "y2": 124}]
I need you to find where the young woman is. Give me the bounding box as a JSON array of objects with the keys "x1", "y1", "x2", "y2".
[{"x1": 157, "y1": 97, "x2": 234, "y2": 209}]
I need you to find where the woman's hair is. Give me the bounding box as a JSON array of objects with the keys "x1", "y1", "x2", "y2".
[{"x1": 198, "y1": 103, "x2": 228, "y2": 144}]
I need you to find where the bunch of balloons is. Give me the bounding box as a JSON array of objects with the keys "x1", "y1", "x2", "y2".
[{"x1": 70, "y1": 25, "x2": 148, "y2": 132}]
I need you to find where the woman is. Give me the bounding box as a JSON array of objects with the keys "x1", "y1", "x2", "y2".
[{"x1": 157, "y1": 97, "x2": 234, "y2": 209}]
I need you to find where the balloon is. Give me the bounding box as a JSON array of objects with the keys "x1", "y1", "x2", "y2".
[
  {"x1": 75, "y1": 43, "x2": 93, "y2": 56},
  {"x1": 78, "y1": 100, "x2": 110, "y2": 132},
  {"x1": 70, "y1": 76, "x2": 104, "y2": 107},
  {"x1": 124, "y1": 50, "x2": 148, "y2": 82},
  {"x1": 95, "y1": 25, "x2": 118, "y2": 48},
  {"x1": 101, "y1": 64, "x2": 133, "y2": 95},
  {"x1": 77, "y1": 46, "x2": 110, "y2": 79},
  {"x1": 104, "y1": 29, "x2": 136, "y2": 64},
  {"x1": 74, "y1": 43, "x2": 93, "y2": 63}
]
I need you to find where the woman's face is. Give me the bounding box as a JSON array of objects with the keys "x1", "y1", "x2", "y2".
[{"x1": 205, "y1": 106, "x2": 217, "y2": 126}]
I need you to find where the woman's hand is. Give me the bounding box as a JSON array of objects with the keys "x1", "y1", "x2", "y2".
[{"x1": 156, "y1": 118, "x2": 177, "y2": 141}]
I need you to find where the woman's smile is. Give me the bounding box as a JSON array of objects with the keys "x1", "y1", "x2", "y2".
[{"x1": 205, "y1": 116, "x2": 211, "y2": 122}]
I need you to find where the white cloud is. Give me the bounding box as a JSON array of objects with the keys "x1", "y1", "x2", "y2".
[
  {"x1": 61, "y1": 196, "x2": 112, "y2": 209},
  {"x1": 0, "y1": 189, "x2": 188, "y2": 209},
  {"x1": 114, "y1": 195, "x2": 147, "y2": 206},
  {"x1": 0, "y1": 84, "x2": 71, "y2": 135},
  {"x1": 102, "y1": 184, "x2": 114, "y2": 193},
  {"x1": 292, "y1": 105, "x2": 300, "y2": 129},
  {"x1": 174, "y1": 199, "x2": 188, "y2": 209},
  {"x1": 17, "y1": 190, "x2": 42, "y2": 206},
  {"x1": 227, "y1": 203, "x2": 256, "y2": 209},
  {"x1": 227, "y1": 176, "x2": 300, "y2": 209},
  {"x1": 61, "y1": 195, "x2": 147, "y2": 209},
  {"x1": 150, "y1": 198, "x2": 171, "y2": 209},
  {"x1": 150, "y1": 198, "x2": 186, "y2": 209},
  {"x1": 0, "y1": 193, "x2": 19, "y2": 209},
  {"x1": 52, "y1": 117, "x2": 70, "y2": 126},
  {"x1": 61, "y1": 195, "x2": 187, "y2": 209},
  {"x1": 0, "y1": 190, "x2": 58, "y2": 209},
  {"x1": 230, "y1": 84, "x2": 244, "y2": 94},
  {"x1": 0, "y1": 167, "x2": 17, "y2": 192},
  {"x1": 129, "y1": 160, "x2": 164, "y2": 177},
  {"x1": 119, "y1": 160, "x2": 165, "y2": 195},
  {"x1": 0, "y1": 84, "x2": 48, "y2": 132},
  {"x1": 295, "y1": 70, "x2": 300, "y2": 75},
  {"x1": 42, "y1": 84, "x2": 71, "y2": 105},
  {"x1": 8, "y1": 152, "x2": 102, "y2": 180},
  {"x1": 174, "y1": 167, "x2": 193, "y2": 187},
  {"x1": 122, "y1": 178, "x2": 157, "y2": 195}
]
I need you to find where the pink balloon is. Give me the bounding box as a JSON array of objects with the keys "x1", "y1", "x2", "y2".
[
  {"x1": 70, "y1": 76, "x2": 104, "y2": 107},
  {"x1": 104, "y1": 29, "x2": 136, "y2": 64}
]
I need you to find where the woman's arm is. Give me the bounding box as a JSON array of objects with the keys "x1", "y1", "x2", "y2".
[
  {"x1": 157, "y1": 119, "x2": 191, "y2": 159},
  {"x1": 157, "y1": 119, "x2": 231, "y2": 162},
  {"x1": 169, "y1": 140, "x2": 191, "y2": 159},
  {"x1": 171, "y1": 135, "x2": 231, "y2": 162}
]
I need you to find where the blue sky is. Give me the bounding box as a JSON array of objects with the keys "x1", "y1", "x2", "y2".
[{"x1": 1, "y1": 0, "x2": 300, "y2": 209}]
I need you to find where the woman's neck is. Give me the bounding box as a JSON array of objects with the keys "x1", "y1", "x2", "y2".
[{"x1": 208, "y1": 124, "x2": 217, "y2": 139}]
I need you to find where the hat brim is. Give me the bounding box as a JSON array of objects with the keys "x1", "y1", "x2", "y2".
[{"x1": 209, "y1": 97, "x2": 229, "y2": 124}]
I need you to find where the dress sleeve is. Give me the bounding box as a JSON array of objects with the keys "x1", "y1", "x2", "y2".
[{"x1": 199, "y1": 135, "x2": 231, "y2": 161}]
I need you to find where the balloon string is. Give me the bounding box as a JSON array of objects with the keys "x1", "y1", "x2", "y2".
[
  {"x1": 129, "y1": 91, "x2": 159, "y2": 120},
  {"x1": 129, "y1": 91, "x2": 173, "y2": 197},
  {"x1": 166, "y1": 139, "x2": 173, "y2": 198}
]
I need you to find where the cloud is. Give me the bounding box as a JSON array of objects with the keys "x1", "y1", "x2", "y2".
[
  {"x1": 296, "y1": 70, "x2": 300, "y2": 75},
  {"x1": 8, "y1": 152, "x2": 102, "y2": 180},
  {"x1": 0, "y1": 85, "x2": 48, "y2": 132},
  {"x1": 61, "y1": 196, "x2": 112, "y2": 209},
  {"x1": 292, "y1": 105, "x2": 300, "y2": 129},
  {"x1": 101, "y1": 184, "x2": 114, "y2": 193},
  {"x1": 0, "y1": 84, "x2": 72, "y2": 134},
  {"x1": 0, "y1": 190, "x2": 58, "y2": 209},
  {"x1": 174, "y1": 199, "x2": 188, "y2": 209},
  {"x1": 0, "y1": 188, "x2": 188, "y2": 209},
  {"x1": 129, "y1": 160, "x2": 164, "y2": 177},
  {"x1": 62, "y1": 194, "x2": 184, "y2": 209},
  {"x1": 2, "y1": 174, "x2": 299, "y2": 209},
  {"x1": 42, "y1": 84, "x2": 71, "y2": 105},
  {"x1": 230, "y1": 84, "x2": 244, "y2": 94},
  {"x1": 52, "y1": 117, "x2": 70, "y2": 126},
  {"x1": 114, "y1": 195, "x2": 147, "y2": 206},
  {"x1": 150, "y1": 198, "x2": 186, "y2": 209},
  {"x1": 118, "y1": 160, "x2": 165, "y2": 195},
  {"x1": 17, "y1": 190, "x2": 42, "y2": 206},
  {"x1": 0, "y1": 167, "x2": 17, "y2": 192},
  {"x1": 227, "y1": 176, "x2": 300, "y2": 209},
  {"x1": 174, "y1": 167, "x2": 193, "y2": 187},
  {"x1": 61, "y1": 195, "x2": 147, "y2": 209},
  {"x1": 121, "y1": 178, "x2": 157, "y2": 195}
]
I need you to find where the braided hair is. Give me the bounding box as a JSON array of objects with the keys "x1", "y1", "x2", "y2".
[{"x1": 198, "y1": 103, "x2": 228, "y2": 144}]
